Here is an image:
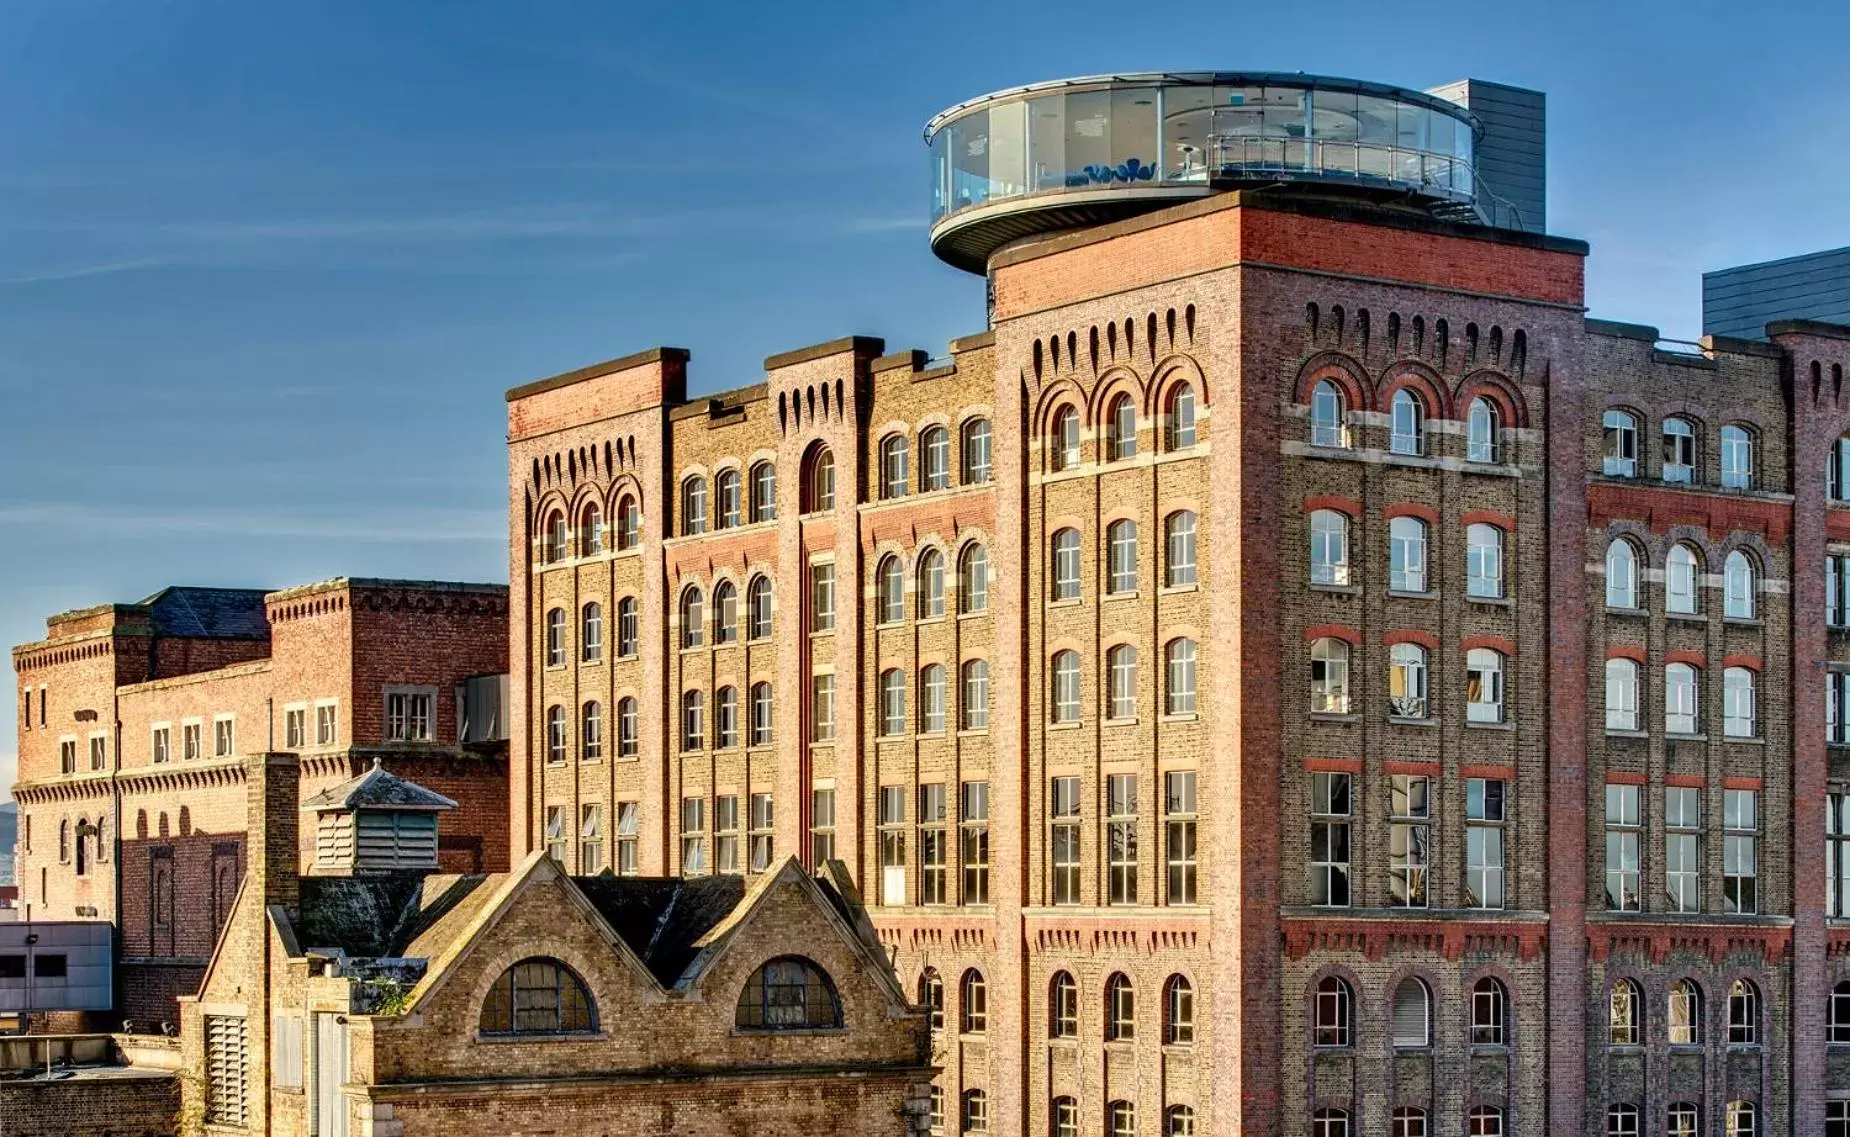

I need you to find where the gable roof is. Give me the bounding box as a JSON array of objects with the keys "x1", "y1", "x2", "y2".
[
  {"x1": 300, "y1": 759, "x2": 458, "y2": 813},
  {"x1": 138, "y1": 586, "x2": 272, "y2": 639},
  {"x1": 571, "y1": 873, "x2": 745, "y2": 986}
]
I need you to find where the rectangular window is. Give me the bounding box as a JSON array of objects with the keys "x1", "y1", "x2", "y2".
[
  {"x1": 810, "y1": 787, "x2": 836, "y2": 865},
  {"x1": 917, "y1": 783, "x2": 947, "y2": 906},
  {"x1": 1605, "y1": 784, "x2": 1642, "y2": 911},
  {"x1": 1309, "y1": 772, "x2": 1351, "y2": 906},
  {"x1": 1831, "y1": 555, "x2": 1850, "y2": 628},
  {"x1": 1108, "y1": 523, "x2": 1138, "y2": 594},
  {"x1": 1834, "y1": 672, "x2": 1850, "y2": 745},
  {"x1": 715, "y1": 795, "x2": 741, "y2": 874},
  {"x1": 1165, "y1": 771, "x2": 1198, "y2": 905},
  {"x1": 545, "y1": 805, "x2": 566, "y2": 863},
  {"x1": 1050, "y1": 776, "x2": 1081, "y2": 905},
  {"x1": 960, "y1": 781, "x2": 990, "y2": 905},
  {"x1": 87, "y1": 734, "x2": 105, "y2": 770},
  {"x1": 750, "y1": 793, "x2": 774, "y2": 872},
  {"x1": 59, "y1": 739, "x2": 76, "y2": 774},
  {"x1": 1831, "y1": 791, "x2": 1850, "y2": 919},
  {"x1": 616, "y1": 802, "x2": 639, "y2": 875},
  {"x1": 809, "y1": 562, "x2": 836, "y2": 633},
  {"x1": 879, "y1": 785, "x2": 909, "y2": 906},
  {"x1": 680, "y1": 797, "x2": 708, "y2": 876},
  {"x1": 315, "y1": 702, "x2": 338, "y2": 746},
  {"x1": 272, "y1": 1013, "x2": 303, "y2": 1090},
  {"x1": 213, "y1": 716, "x2": 235, "y2": 758},
  {"x1": 386, "y1": 690, "x2": 434, "y2": 741},
  {"x1": 204, "y1": 1015, "x2": 250, "y2": 1128},
  {"x1": 810, "y1": 674, "x2": 835, "y2": 742},
  {"x1": 580, "y1": 804, "x2": 604, "y2": 874},
  {"x1": 750, "y1": 684, "x2": 774, "y2": 746},
  {"x1": 1106, "y1": 774, "x2": 1138, "y2": 905},
  {"x1": 285, "y1": 707, "x2": 307, "y2": 749},
  {"x1": 183, "y1": 723, "x2": 202, "y2": 761},
  {"x1": 1465, "y1": 778, "x2": 1506, "y2": 909},
  {"x1": 1724, "y1": 788, "x2": 1758, "y2": 914},
  {"x1": 1390, "y1": 521, "x2": 1426, "y2": 592},
  {"x1": 619, "y1": 698, "x2": 638, "y2": 756},
  {"x1": 152, "y1": 726, "x2": 171, "y2": 765},
  {"x1": 1665, "y1": 786, "x2": 1700, "y2": 913},
  {"x1": 1389, "y1": 775, "x2": 1430, "y2": 908}
]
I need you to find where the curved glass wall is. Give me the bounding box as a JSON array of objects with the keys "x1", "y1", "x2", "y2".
[{"x1": 929, "y1": 75, "x2": 1477, "y2": 225}]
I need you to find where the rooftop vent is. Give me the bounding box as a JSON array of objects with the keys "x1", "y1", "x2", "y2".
[{"x1": 303, "y1": 759, "x2": 456, "y2": 875}]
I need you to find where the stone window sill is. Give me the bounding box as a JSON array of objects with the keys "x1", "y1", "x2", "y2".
[
  {"x1": 1161, "y1": 583, "x2": 1199, "y2": 596},
  {"x1": 1310, "y1": 712, "x2": 1361, "y2": 724},
  {"x1": 1388, "y1": 716, "x2": 1438, "y2": 728},
  {"x1": 1310, "y1": 582, "x2": 1360, "y2": 595},
  {"x1": 1467, "y1": 594, "x2": 1512, "y2": 607},
  {"x1": 1387, "y1": 589, "x2": 1435, "y2": 601},
  {"x1": 1466, "y1": 719, "x2": 1514, "y2": 731}
]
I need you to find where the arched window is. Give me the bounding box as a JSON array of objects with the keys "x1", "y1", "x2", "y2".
[
  {"x1": 1310, "y1": 638, "x2": 1350, "y2": 714},
  {"x1": 879, "y1": 434, "x2": 910, "y2": 499},
  {"x1": 1831, "y1": 979, "x2": 1850, "y2": 1043},
  {"x1": 581, "y1": 602, "x2": 603, "y2": 662},
  {"x1": 1107, "y1": 644, "x2": 1138, "y2": 720},
  {"x1": 959, "y1": 544, "x2": 989, "y2": 613},
  {"x1": 748, "y1": 682, "x2": 773, "y2": 746},
  {"x1": 1467, "y1": 1107, "x2": 1503, "y2": 1137},
  {"x1": 579, "y1": 502, "x2": 604, "y2": 556},
  {"x1": 750, "y1": 461, "x2": 777, "y2": 523},
  {"x1": 1723, "y1": 667, "x2": 1756, "y2": 738},
  {"x1": 1165, "y1": 1105, "x2": 1197, "y2": 1137},
  {"x1": 735, "y1": 956, "x2": 841, "y2": 1030},
  {"x1": 747, "y1": 576, "x2": 774, "y2": 640},
  {"x1": 546, "y1": 607, "x2": 566, "y2": 667},
  {"x1": 1165, "y1": 511, "x2": 1198, "y2": 587},
  {"x1": 1466, "y1": 523, "x2": 1504, "y2": 599},
  {"x1": 1312, "y1": 1109, "x2": 1351, "y2": 1137},
  {"x1": 1832, "y1": 433, "x2": 1850, "y2": 501},
  {"x1": 879, "y1": 669, "x2": 906, "y2": 736},
  {"x1": 1470, "y1": 977, "x2": 1507, "y2": 1045},
  {"x1": 804, "y1": 446, "x2": 836, "y2": 512},
  {"x1": 1606, "y1": 538, "x2": 1641, "y2": 609},
  {"x1": 1391, "y1": 977, "x2": 1431, "y2": 1048},
  {"x1": 581, "y1": 701, "x2": 603, "y2": 760},
  {"x1": 1313, "y1": 976, "x2": 1352, "y2": 1046},
  {"x1": 1166, "y1": 381, "x2": 1198, "y2": 450},
  {"x1": 1164, "y1": 975, "x2": 1195, "y2": 1044},
  {"x1": 1310, "y1": 509, "x2": 1350, "y2": 586},
  {"x1": 680, "y1": 690, "x2": 704, "y2": 751},
  {"x1": 713, "y1": 580, "x2": 738, "y2": 644},
  {"x1": 1107, "y1": 519, "x2": 1138, "y2": 594},
  {"x1": 715, "y1": 469, "x2": 742, "y2": 529},
  {"x1": 877, "y1": 555, "x2": 905, "y2": 624},
  {"x1": 679, "y1": 586, "x2": 704, "y2": 649},
  {"x1": 1606, "y1": 1105, "x2": 1640, "y2": 1137},
  {"x1": 1310, "y1": 379, "x2": 1348, "y2": 448},
  {"x1": 1605, "y1": 658, "x2": 1641, "y2": 731},
  {"x1": 617, "y1": 696, "x2": 638, "y2": 757},
  {"x1": 1051, "y1": 528, "x2": 1082, "y2": 600},
  {"x1": 542, "y1": 510, "x2": 567, "y2": 564},
  {"x1": 616, "y1": 495, "x2": 641, "y2": 550},
  {"x1": 1107, "y1": 1101, "x2": 1135, "y2": 1137},
  {"x1": 1724, "y1": 550, "x2": 1755, "y2": 618},
  {"x1": 919, "y1": 548, "x2": 947, "y2": 618},
  {"x1": 1391, "y1": 1109, "x2": 1428, "y2": 1137},
  {"x1": 1050, "y1": 405, "x2": 1082, "y2": 472},
  {"x1": 1104, "y1": 973, "x2": 1135, "y2": 1040},
  {"x1": 1727, "y1": 979, "x2": 1760, "y2": 1044},
  {"x1": 1390, "y1": 388, "x2": 1426, "y2": 455},
  {"x1": 1724, "y1": 1101, "x2": 1756, "y2": 1137},
  {"x1": 920, "y1": 664, "x2": 947, "y2": 733},
  {"x1": 681, "y1": 476, "x2": 708, "y2": 535},
  {"x1": 1666, "y1": 543, "x2": 1699, "y2": 614},
  {"x1": 1721, "y1": 424, "x2": 1754, "y2": 489},
  {"x1": 478, "y1": 957, "x2": 596, "y2": 1035},
  {"x1": 1665, "y1": 662, "x2": 1699, "y2": 735},
  {"x1": 1107, "y1": 393, "x2": 1138, "y2": 460},
  {"x1": 1662, "y1": 417, "x2": 1696, "y2": 483},
  {"x1": 1165, "y1": 638, "x2": 1198, "y2": 716},
  {"x1": 1609, "y1": 979, "x2": 1641, "y2": 1045},
  {"x1": 1052, "y1": 1097, "x2": 1079, "y2": 1137},
  {"x1": 920, "y1": 968, "x2": 944, "y2": 1030},
  {"x1": 1466, "y1": 648, "x2": 1505, "y2": 724},
  {"x1": 1389, "y1": 516, "x2": 1428, "y2": 593},
  {"x1": 714, "y1": 685, "x2": 738, "y2": 748},
  {"x1": 921, "y1": 426, "x2": 951, "y2": 491},
  {"x1": 1467, "y1": 396, "x2": 1500, "y2": 463},
  {"x1": 1049, "y1": 971, "x2": 1078, "y2": 1038},
  {"x1": 1667, "y1": 1104, "x2": 1700, "y2": 1137},
  {"x1": 617, "y1": 596, "x2": 639, "y2": 657},
  {"x1": 961, "y1": 969, "x2": 987, "y2": 1033},
  {"x1": 1389, "y1": 643, "x2": 1429, "y2": 719},
  {"x1": 961, "y1": 417, "x2": 993, "y2": 484},
  {"x1": 963, "y1": 1090, "x2": 990, "y2": 1133},
  {"x1": 961, "y1": 659, "x2": 990, "y2": 731},
  {"x1": 1051, "y1": 651, "x2": 1081, "y2": 724},
  {"x1": 1603, "y1": 410, "x2": 1639, "y2": 477},
  {"x1": 1668, "y1": 978, "x2": 1703, "y2": 1045}
]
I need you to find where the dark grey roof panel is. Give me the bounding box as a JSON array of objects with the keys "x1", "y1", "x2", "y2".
[{"x1": 138, "y1": 587, "x2": 272, "y2": 639}]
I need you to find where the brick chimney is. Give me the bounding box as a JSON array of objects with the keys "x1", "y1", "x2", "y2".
[{"x1": 246, "y1": 752, "x2": 301, "y2": 913}]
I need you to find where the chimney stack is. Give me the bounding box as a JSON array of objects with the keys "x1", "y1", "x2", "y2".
[{"x1": 246, "y1": 752, "x2": 302, "y2": 913}]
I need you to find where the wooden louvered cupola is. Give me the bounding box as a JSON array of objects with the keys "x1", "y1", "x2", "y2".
[{"x1": 301, "y1": 757, "x2": 457, "y2": 875}]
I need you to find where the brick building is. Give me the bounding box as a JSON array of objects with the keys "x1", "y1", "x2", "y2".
[
  {"x1": 503, "y1": 72, "x2": 1850, "y2": 1136},
  {"x1": 11, "y1": 578, "x2": 511, "y2": 1027}
]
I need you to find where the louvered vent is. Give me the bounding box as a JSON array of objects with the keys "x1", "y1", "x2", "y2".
[{"x1": 205, "y1": 1014, "x2": 249, "y2": 1127}]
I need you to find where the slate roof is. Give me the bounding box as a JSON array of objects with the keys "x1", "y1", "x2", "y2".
[
  {"x1": 572, "y1": 874, "x2": 747, "y2": 986},
  {"x1": 300, "y1": 759, "x2": 458, "y2": 813},
  {"x1": 137, "y1": 586, "x2": 272, "y2": 639},
  {"x1": 296, "y1": 874, "x2": 490, "y2": 960}
]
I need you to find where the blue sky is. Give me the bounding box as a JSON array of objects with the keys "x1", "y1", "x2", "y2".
[{"x1": 3, "y1": 0, "x2": 1848, "y2": 796}]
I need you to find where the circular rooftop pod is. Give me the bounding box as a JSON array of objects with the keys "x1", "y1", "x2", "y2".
[{"x1": 926, "y1": 72, "x2": 1483, "y2": 273}]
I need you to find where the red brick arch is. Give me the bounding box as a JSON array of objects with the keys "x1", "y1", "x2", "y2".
[
  {"x1": 1293, "y1": 352, "x2": 1374, "y2": 413},
  {"x1": 1384, "y1": 501, "x2": 1440, "y2": 525},
  {"x1": 1303, "y1": 624, "x2": 1360, "y2": 646},
  {"x1": 1456, "y1": 370, "x2": 1529, "y2": 430},
  {"x1": 1384, "y1": 629, "x2": 1440, "y2": 651},
  {"x1": 1462, "y1": 635, "x2": 1516, "y2": 656},
  {"x1": 1305, "y1": 495, "x2": 1362, "y2": 518},
  {"x1": 1378, "y1": 362, "x2": 1452, "y2": 421}
]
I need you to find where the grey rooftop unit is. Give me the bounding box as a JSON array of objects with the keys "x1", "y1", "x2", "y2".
[
  {"x1": 1704, "y1": 246, "x2": 1850, "y2": 340},
  {"x1": 0, "y1": 921, "x2": 113, "y2": 1013}
]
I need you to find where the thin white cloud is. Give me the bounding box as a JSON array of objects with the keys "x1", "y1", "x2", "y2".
[
  {"x1": 0, "y1": 502, "x2": 503, "y2": 543},
  {"x1": 0, "y1": 752, "x2": 14, "y2": 803},
  {"x1": 842, "y1": 216, "x2": 926, "y2": 235},
  {"x1": 0, "y1": 258, "x2": 165, "y2": 285}
]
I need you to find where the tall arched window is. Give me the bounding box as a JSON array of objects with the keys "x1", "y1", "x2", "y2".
[
  {"x1": 1107, "y1": 519, "x2": 1138, "y2": 594},
  {"x1": 1466, "y1": 523, "x2": 1504, "y2": 598},
  {"x1": 617, "y1": 596, "x2": 639, "y2": 657},
  {"x1": 1606, "y1": 1105, "x2": 1640, "y2": 1136},
  {"x1": 478, "y1": 958, "x2": 596, "y2": 1035},
  {"x1": 918, "y1": 549, "x2": 947, "y2": 618},
  {"x1": 1389, "y1": 516, "x2": 1428, "y2": 593},
  {"x1": 804, "y1": 445, "x2": 835, "y2": 512},
  {"x1": 1107, "y1": 1101, "x2": 1135, "y2": 1137},
  {"x1": 960, "y1": 969, "x2": 987, "y2": 1033},
  {"x1": 1166, "y1": 381, "x2": 1198, "y2": 450},
  {"x1": 1164, "y1": 975, "x2": 1195, "y2": 1044},
  {"x1": 920, "y1": 664, "x2": 947, "y2": 733},
  {"x1": 879, "y1": 434, "x2": 910, "y2": 499},
  {"x1": 1666, "y1": 543, "x2": 1699, "y2": 614},
  {"x1": 1165, "y1": 639, "x2": 1198, "y2": 717},
  {"x1": 921, "y1": 426, "x2": 951, "y2": 491},
  {"x1": 1310, "y1": 510, "x2": 1350, "y2": 586},
  {"x1": 1107, "y1": 393, "x2": 1138, "y2": 460},
  {"x1": 1310, "y1": 638, "x2": 1350, "y2": 714},
  {"x1": 1662, "y1": 417, "x2": 1696, "y2": 483},
  {"x1": 1667, "y1": 1104, "x2": 1699, "y2": 1137},
  {"x1": 1051, "y1": 528, "x2": 1082, "y2": 600},
  {"x1": 1668, "y1": 978, "x2": 1703, "y2": 1045},
  {"x1": 961, "y1": 417, "x2": 993, "y2": 484},
  {"x1": 1466, "y1": 649, "x2": 1505, "y2": 724},
  {"x1": 1105, "y1": 972, "x2": 1135, "y2": 1040},
  {"x1": 1165, "y1": 1105, "x2": 1197, "y2": 1137},
  {"x1": 617, "y1": 696, "x2": 638, "y2": 756},
  {"x1": 1107, "y1": 644, "x2": 1138, "y2": 720},
  {"x1": 1603, "y1": 410, "x2": 1639, "y2": 477},
  {"x1": 1724, "y1": 1101, "x2": 1756, "y2": 1137},
  {"x1": 1389, "y1": 643, "x2": 1429, "y2": 719},
  {"x1": 1665, "y1": 662, "x2": 1699, "y2": 735},
  {"x1": 1609, "y1": 979, "x2": 1641, "y2": 1045},
  {"x1": 579, "y1": 502, "x2": 604, "y2": 555},
  {"x1": 681, "y1": 689, "x2": 705, "y2": 751},
  {"x1": 920, "y1": 968, "x2": 944, "y2": 1030},
  {"x1": 1313, "y1": 976, "x2": 1352, "y2": 1046},
  {"x1": 546, "y1": 607, "x2": 567, "y2": 667},
  {"x1": 679, "y1": 586, "x2": 704, "y2": 649},
  {"x1": 1391, "y1": 1108, "x2": 1428, "y2": 1137},
  {"x1": 1606, "y1": 538, "x2": 1641, "y2": 608},
  {"x1": 1165, "y1": 511, "x2": 1198, "y2": 587},
  {"x1": 1724, "y1": 550, "x2": 1756, "y2": 618},
  {"x1": 1390, "y1": 388, "x2": 1426, "y2": 455},
  {"x1": 713, "y1": 580, "x2": 738, "y2": 644},
  {"x1": 879, "y1": 669, "x2": 906, "y2": 736},
  {"x1": 1392, "y1": 977, "x2": 1431, "y2": 1048},
  {"x1": 1051, "y1": 405, "x2": 1081, "y2": 471},
  {"x1": 541, "y1": 510, "x2": 568, "y2": 564},
  {"x1": 1724, "y1": 667, "x2": 1756, "y2": 738},
  {"x1": 735, "y1": 956, "x2": 841, "y2": 1030},
  {"x1": 581, "y1": 701, "x2": 603, "y2": 760},
  {"x1": 1727, "y1": 979, "x2": 1760, "y2": 1044},
  {"x1": 616, "y1": 495, "x2": 641, "y2": 550},
  {"x1": 1051, "y1": 650, "x2": 1082, "y2": 723},
  {"x1": 1720, "y1": 424, "x2": 1754, "y2": 489},
  {"x1": 747, "y1": 576, "x2": 774, "y2": 640},
  {"x1": 1605, "y1": 658, "x2": 1641, "y2": 731},
  {"x1": 581, "y1": 602, "x2": 603, "y2": 662},
  {"x1": 680, "y1": 475, "x2": 708, "y2": 535},
  {"x1": 1312, "y1": 1110, "x2": 1351, "y2": 1137},
  {"x1": 714, "y1": 685, "x2": 738, "y2": 748},
  {"x1": 1470, "y1": 977, "x2": 1507, "y2": 1045},
  {"x1": 750, "y1": 461, "x2": 777, "y2": 523},
  {"x1": 1467, "y1": 1107, "x2": 1503, "y2": 1137},
  {"x1": 748, "y1": 682, "x2": 773, "y2": 746},
  {"x1": 715, "y1": 468, "x2": 742, "y2": 529},
  {"x1": 1467, "y1": 396, "x2": 1500, "y2": 463},
  {"x1": 1049, "y1": 971, "x2": 1078, "y2": 1038},
  {"x1": 963, "y1": 1090, "x2": 989, "y2": 1133},
  {"x1": 1310, "y1": 380, "x2": 1348, "y2": 448},
  {"x1": 961, "y1": 659, "x2": 990, "y2": 731},
  {"x1": 1831, "y1": 980, "x2": 1850, "y2": 1042},
  {"x1": 959, "y1": 544, "x2": 989, "y2": 614},
  {"x1": 1052, "y1": 1098, "x2": 1079, "y2": 1137},
  {"x1": 877, "y1": 555, "x2": 905, "y2": 624}
]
